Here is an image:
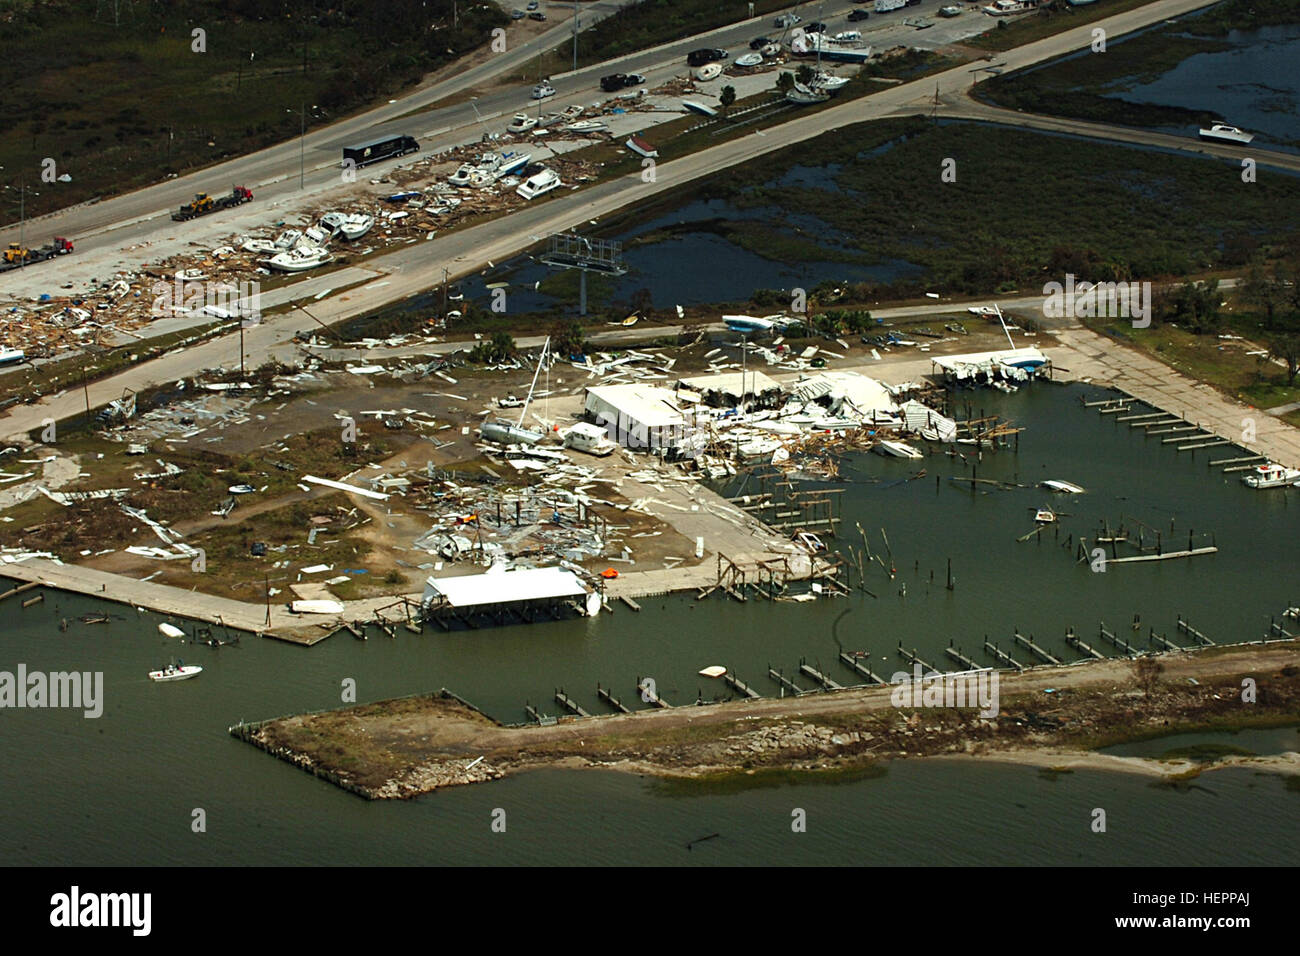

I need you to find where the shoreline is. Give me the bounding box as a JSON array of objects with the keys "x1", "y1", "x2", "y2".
[{"x1": 231, "y1": 642, "x2": 1300, "y2": 799}]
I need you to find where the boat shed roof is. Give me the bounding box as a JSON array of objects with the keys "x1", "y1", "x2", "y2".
[
  {"x1": 584, "y1": 384, "x2": 685, "y2": 429},
  {"x1": 677, "y1": 370, "x2": 782, "y2": 399},
  {"x1": 423, "y1": 566, "x2": 588, "y2": 608}
]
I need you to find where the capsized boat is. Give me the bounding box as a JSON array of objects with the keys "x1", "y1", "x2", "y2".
[
  {"x1": 875, "y1": 439, "x2": 923, "y2": 459},
  {"x1": 158, "y1": 623, "x2": 186, "y2": 639},
  {"x1": 698, "y1": 665, "x2": 727, "y2": 678},
  {"x1": 1241, "y1": 462, "x2": 1300, "y2": 488},
  {"x1": 1041, "y1": 479, "x2": 1085, "y2": 494},
  {"x1": 149, "y1": 663, "x2": 202, "y2": 682},
  {"x1": 228, "y1": 484, "x2": 255, "y2": 494},
  {"x1": 290, "y1": 600, "x2": 345, "y2": 614},
  {"x1": 735, "y1": 52, "x2": 763, "y2": 67}
]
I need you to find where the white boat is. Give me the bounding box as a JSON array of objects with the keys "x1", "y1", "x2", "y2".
[
  {"x1": 1041, "y1": 479, "x2": 1085, "y2": 494},
  {"x1": 625, "y1": 136, "x2": 658, "y2": 158},
  {"x1": 228, "y1": 484, "x2": 255, "y2": 494},
  {"x1": 149, "y1": 663, "x2": 202, "y2": 682},
  {"x1": 563, "y1": 422, "x2": 617, "y2": 456},
  {"x1": 1034, "y1": 507, "x2": 1057, "y2": 523},
  {"x1": 266, "y1": 246, "x2": 333, "y2": 272},
  {"x1": 563, "y1": 120, "x2": 608, "y2": 133},
  {"x1": 467, "y1": 168, "x2": 495, "y2": 188},
  {"x1": 876, "y1": 439, "x2": 923, "y2": 459},
  {"x1": 810, "y1": 71, "x2": 850, "y2": 91},
  {"x1": 683, "y1": 100, "x2": 719, "y2": 117},
  {"x1": 289, "y1": 600, "x2": 345, "y2": 615},
  {"x1": 158, "y1": 623, "x2": 186, "y2": 639},
  {"x1": 698, "y1": 665, "x2": 727, "y2": 678},
  {"x1": 735, "y1": 52, "x2": 763, "y2": 67},
  {"x1": 1199, "y1": 123, "x2": 1255, "y2": 144},
  {"x1": 983, "y1": 0, "x2": 1033, "y2": 14},
  {"x1": 1241, "y1": 462, "x2": 1300, "y2": 488},
  {"x1": 319, "y1": 212, "x2": 347, "y2": 235},
  {"x1": 449, "y1": 162, "x2": 477, "y2": 185},
  {"x1": 786, "y1": 83, "x2": 831, "y2": 105},
  {"x1": 299, "y1": 225, "x2": 331, "y2": 248},
  {"x1": 531, "y1": 80, "x2": 556, "y2": 99},
  {"x1": 497, "y1": 151, "x2": 531, "y2": 176},
  {"x1": 241, "y1": 237, "x2": 278, "y2": 253},
  {"x1": 508, "y1": 113, "x2": 538, "y2": 133},
  {"x1": 339, "y1": 213, "x2": 374, "y2": 240},
  {"x1": 516, "y1": 168, "x2": 561, "y2": 200},
  {"x1": 694, "y1": 63, "x2": 723, "y2": 82},
  {"x1": 482, "y1": 336, "x2": 551, "y2": 446}
]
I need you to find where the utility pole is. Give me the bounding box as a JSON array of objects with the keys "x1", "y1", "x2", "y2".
[
  {"x1": 300, "y1": 103, "x2": 305, "y2": 190},
  {"x1": 569, "y1": 1, "x2": 579, "y2": 72},
  {"x1": 239, "y1": 317, "x2": 246, "y2": 378},
  {"x1": 81, "y1": 361, "x2": 91, "y2": 419}
]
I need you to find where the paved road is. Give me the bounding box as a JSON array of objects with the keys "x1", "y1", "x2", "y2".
[
  {"x1": 0, "y1": 0, "x2": 1231, "y2": 443},
  {"x1": 0, "y1": 1, "x2": 637, "y2": 249}
]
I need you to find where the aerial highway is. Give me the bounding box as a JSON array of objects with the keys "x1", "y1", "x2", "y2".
[{"x1": 0, "y1": 0, "x2": 1242, "y2": 443}]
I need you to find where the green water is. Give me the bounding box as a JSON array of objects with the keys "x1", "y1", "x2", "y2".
[{"x1": 1, "y1": 382, "x2": 1297, "y2": 865}]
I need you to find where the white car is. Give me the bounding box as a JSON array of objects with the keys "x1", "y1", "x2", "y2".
[
  {"x1": 532, "y1": 80, "x2": 556, "y2": 99},
  {"x1": 774, "y1": 13, "x2": 803, "y2": 27},
  {"x1": 833, "y1": 30, "x2": 862, "y2": 41}
]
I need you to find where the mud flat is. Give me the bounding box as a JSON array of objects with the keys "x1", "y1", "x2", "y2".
[{"x1": 232, "y1": 642, "x2": 1300, "y2": 799}]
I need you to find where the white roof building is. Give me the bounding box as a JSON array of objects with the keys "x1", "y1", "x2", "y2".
[{"x1": 584, "y1": 384, "x2": 687, "y2": 450}]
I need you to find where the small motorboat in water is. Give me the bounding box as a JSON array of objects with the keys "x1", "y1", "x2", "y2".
[
  {"x1": 876, "y1": 439, "x2": 923, "y2": 459},
  {"x1": 1041, "y1": 479, "x2": 1085, "y2": 494},
  {"x1": 149, "y1": 663, "x2": 202, "y2": 682}
]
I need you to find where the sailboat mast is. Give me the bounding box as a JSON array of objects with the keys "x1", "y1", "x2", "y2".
[
  {"x1": 994, "y1": 304, "x2": 1015, "y2": 349},
  {"x1": 518, "y1": 336, "x2": 549, "y2": 427}
]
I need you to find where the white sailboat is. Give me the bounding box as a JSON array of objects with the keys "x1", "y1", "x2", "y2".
[{"x1": 481, "y1": 337, "x2": 550, "y2": 445}]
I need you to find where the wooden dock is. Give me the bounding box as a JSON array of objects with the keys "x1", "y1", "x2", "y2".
[
  {"x1": 798, "y1": 659, "x2": 843, "y2": 691},
  {"x1": 721, "y1": 672, "x2": 762, "y2": 699},
  {"x1": 1148, "y1": 629, "x2": 1183, "y2": 653},
  {"x1": 596, "y1": 683, "x2": 631, "y2": 714},
  {"x1": 636, "y1": 677, "x2": 671, "y2": 708},
  {"x1": 944, "y1": 642, "x2": 980, "y2": 671},
  {"x1": 1065, "y1": 628, "x2": 1105, "y2": 660},
  {"x1": 897, "y1": 642, "x2": 939, "y2": 674},
  {"x1": 838, "y1": 651, "x2": 885, "y2": 685},
  {"x1": 1177, "y1": 616, "x2": 1215, "y2": 646},
  {"x1": 554, "y1": 689, "x2": 590, "y2": 718},
  {"x1": 767, "y1": 666, "x2": 807, "y2": 696},
  {"x1": 1097, "y1": 622, "x2": 1137, "y2": 657},
  {"x1": 982, "y1": 640, "x2": 1024, "y2": 671},
  {"x1": 1012, "y1": 630, "x2": 1060, "y2": 665}
]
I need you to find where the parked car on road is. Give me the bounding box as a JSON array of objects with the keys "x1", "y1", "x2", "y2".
[
  {"x1": 750, "y1": 35, "x2": 773, "y2": 49},
  {"x1": 686, "y1": 48, "x2": 728, "y2": 67},
  {"x1": 848, "y1": 9, "x2": 870, "y2": 20},
  {"x1": 528, "y1": 10, "x2": 546, "y2": 20},
  {"x1": 511, "y1": 9, "x2": 525, "y2": 19},
  {"x1": 600, "y1": 72, "x2": 646, "y2": 92},
  {"x1": 774, "y1": 13, "x2": 802, "y2": 27}
]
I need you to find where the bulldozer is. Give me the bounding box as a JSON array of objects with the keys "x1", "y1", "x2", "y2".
[
  {"x1": 178, "y1": 193, "x2": 215, "y2": 218},
  {"x1": 3, "y1": 242, "x2": 31, "y2": 265}
]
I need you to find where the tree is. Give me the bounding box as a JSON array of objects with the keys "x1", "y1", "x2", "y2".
[
  {"x1": 1269, "y1": 329, "x2": 1300, "y2": 386},
  {"x1": 1132, "y1": 656, "x2": 1164, "y2": 698},
  {"x1": 719, "y1": 85, "x2": 736, "y2": 112},
  {"x1": 1166, "y1": 279, "x2": 1222, "y2": 334},
  {"x1": 775, "y1": 71, "x2": 795, "y2": 94},
  {"x1": 551, "y1": 320, "x2": 586, "y2": 359},
  {"x1": 1239, "y1": 260, "x2": 1288, "y2": 328},
  {"x1": 471, "y1": 331, "x2": 514, "y2": 364}
]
